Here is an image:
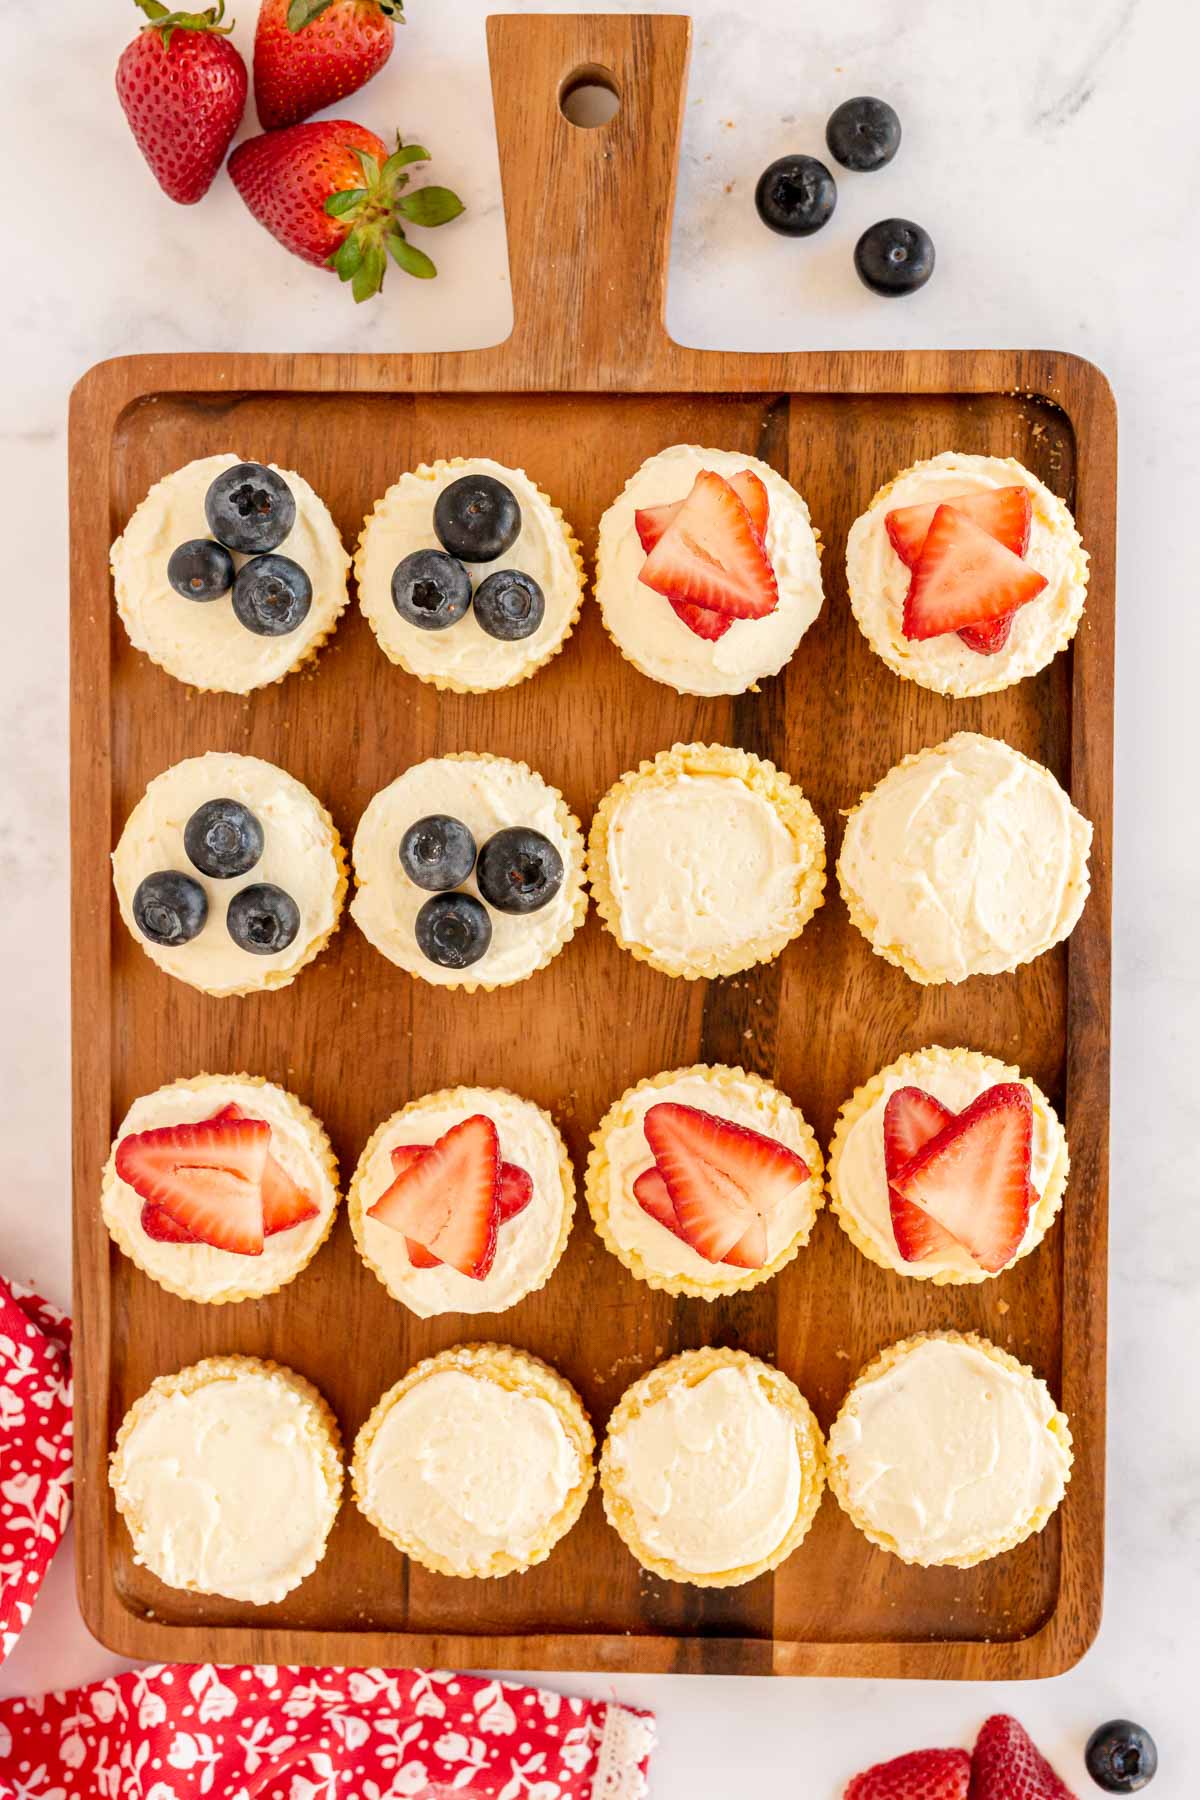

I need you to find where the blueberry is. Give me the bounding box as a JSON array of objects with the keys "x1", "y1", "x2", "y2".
[
  {"x1": 433, "y1": 475, "x2": 521, "y2": 562},
  {"x1": 826, "y1": 96, "x2": 901, "y2": 172},
  {"x1": 754, "y1": 155, "x2": 837, "y2": 237},
  {"x1": 415, "y1": 892, "x2": 492, "y2": 969},
  {"x1": 204, "y1": 462, "x2": 296, "y2": 553},
  {"x1": 854, "y1": 218, "x2": 935, "y2": 296},
  {"x1": 391, "y1": 548, "x2": 472, "y2": 631},
  {"x1": 226, "y1": 883, "x2": 300, "y2": 955},
  {"x1": 1085, "y1": 1721, "x2": 1158, "y2": 1793},
  {"x1": 399, "y1": 814, "x2": 477, "y2": 891},
  {"x1": 167, "y1": 538, "x2": 235, "y2": 602},
  {"x1": 231, "y1": 554, "x2": 312, "y2": 636},
  {"x1": 132, "y1": 871, "x2": 208, "y2": 946},
  {"x1": 184, "y1": 799, "x2": 265, "y2": 879},
  {"x1": 476, "y1": 827, "x2": 563, "y2": 914},
  {"x1": 473, "y1": 569, "x2": 545, "y2": 641}
]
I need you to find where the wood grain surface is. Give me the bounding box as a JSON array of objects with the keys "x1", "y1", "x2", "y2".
[{"x1": 68, "y1": 12, "x2": 1116, "y2": 1678}]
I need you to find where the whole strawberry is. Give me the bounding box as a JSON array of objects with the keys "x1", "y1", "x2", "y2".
[
  {"x1": 846, "y1": 1746, "x2": 971, "y2": 1800},
  {"x1": 116, "y1": 0, "x2": 247, "y2": 204},
  {"x1": 970, "y1": 1716, "x2": 1076, "y2": 1800},
  {"x1": 254, "y1": 0, "x2": 401, "y2": 131},
  {"x1": 228, "y1": 123, "x2": 463, "y2": 301}
]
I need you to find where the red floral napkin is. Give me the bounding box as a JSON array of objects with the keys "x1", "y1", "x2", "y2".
[
  {"x1": 0, "y1": 1279, "x2": 72, "y2": 1662},
  {"x1": 0, "y1": 1663, "x2": 655, "y2": 1799}
]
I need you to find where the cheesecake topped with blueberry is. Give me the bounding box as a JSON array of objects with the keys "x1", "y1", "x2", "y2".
[
  {"x1": 111, "y1": 454, "x2": 350, "y2": 693},
  {"x1": 356, "y1": 459, "x2": 584, "y2": 692}
]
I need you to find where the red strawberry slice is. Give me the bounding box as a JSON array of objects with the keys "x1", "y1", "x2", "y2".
[
  {"x1": 208, "y1": 1103, "x2": 319, "y2": 1237},
  {"x1": 969, "y1": 1715, "x2": 1075, "y2": 1800},
  {"x1": 370, "y1": 1116, "x2": 499, "y2": 1279},
  {"x1": 635, "y1": 468, "x2": 771, "y2": 555},
  {"x1": 385, "y1": 1141, "x2": 531, "y2": 1267},
  {"x1": 640, "y1": 471, "x2": 778, "y2": 620},
  {"x1": 885, "y1": 486, "x2": 1032, "y2": 568},
  {"x1": 634, "y1": 500, "x2": 679, "y2": 556},
  {"x1": 139, "y1": 1202, "x2": 197, "y2": 1244},
  {"x1": 883, "y1": 1087, "x2": 962, "y2": 1263},
  {"x1": 116, "y1": 1117, "x2": 269, "y2": 1255},
  {"x1": 846, "y1": 1745, "x2": 971, "y2": 1800},
  {"x1": 667, "y1": 597, "x2": 734, "y2": 641},
  {"x1": 903, "y1": 506, "x2": 1048, "y2": 643},
  {"x1": 890, "y1": 1084, "x2": 1034, "y2": 1275},
  {"x1": 957, "y1": 613, "x2": 1016, "y2": 655},
  {"x1": 632, "y1": 1165, "x2": 687, "y2": 1239},
  {"x1": 642, "y1": 1102, "x2": 808, "y2": 1268}
]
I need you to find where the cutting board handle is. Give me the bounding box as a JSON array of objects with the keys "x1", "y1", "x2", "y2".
[{"x1": 486, "y1": 12, "x2": 691, "y2": 385}]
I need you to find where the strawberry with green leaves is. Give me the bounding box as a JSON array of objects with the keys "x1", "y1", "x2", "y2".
[
  {"x1": 116, "y1": 0, "x2": 248, "y2": 205},
  {"x1": 254, "y1": 0, "x2": 402, "y2": 130},
  {"x1": 228, "y1": 124, "x2": 464, "y2": 301}
]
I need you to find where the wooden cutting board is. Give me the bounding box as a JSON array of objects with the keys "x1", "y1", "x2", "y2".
[{"x1": 68, "y1": 11, "x2": 1115, "y2": 1678}]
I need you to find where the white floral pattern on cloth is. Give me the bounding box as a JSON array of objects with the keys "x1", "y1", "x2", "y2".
[
  {"x1": 0, "y1": 1665, "x2": 655, "y2": 1800},
  {"x1": 0, "y1": 1278, "x2": 72, "y2": 1664}
]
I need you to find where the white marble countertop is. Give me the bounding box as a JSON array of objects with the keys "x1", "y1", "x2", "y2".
[{"x1": 1, "y1": 0, "x2": 1195, "y2": 1792}]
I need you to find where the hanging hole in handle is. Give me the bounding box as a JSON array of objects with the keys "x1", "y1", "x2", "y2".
[{"x1": 559, "y1": 64, "x2": 621, "y2": 129}]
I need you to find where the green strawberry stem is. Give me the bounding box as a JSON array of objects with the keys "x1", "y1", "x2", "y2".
[
  {"x1": 323, "y1": 135, "x2": 464, "y2": 303},
  {"x1": 287, "y1": 0, "x2": 404, "y2": 30},
  {"x1": 134, "y1": 0, "x2": 235, "y2": 46}
]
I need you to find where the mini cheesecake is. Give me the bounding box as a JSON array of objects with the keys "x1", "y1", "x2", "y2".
[
  {"x1": 846, "y1": 451, "x2": 1089, "y2": 698},
  {"x1": 588, "y1": 742, "x2": 825, "y2": 979},
  {"x1": 837, "y1": 732, "x2": 1092, "y2": 984},
  {"x1": 586, "y1": 1064, "x2": 823, "y2": 1299},
  {"x1": 600, "y1": 1348, "x2": 825, "y2": 1587},
  {"x1": 351, "y1": 753, "x2": 587, "y2": 990},
  {"x1": 111, "y1": 453, "x2": 350, "y2": 693},
  {"x1": 827, "y1": 1333, "x2": 1072, "y2": 1568},
  {"x1": 356, "y1": 458, "x2": 584, "y2": 692},
  {"x1": 352, "y1": 1344, "x2": 594, "y2": 1578},
  {"x1": 102, "y1": 1074, "x2": 340, "y2": 1304},
  {"x1": 349, "y1": 1087, "x2": 575, "y2": 1317},
  {"x1": 112, "y1": 751, "x2": 347, "y2": 996},
  {"x1": 828, "y1": 1046, "x2": 1069, "y2": 1284},
  {"x1": 595, "y1": 445, "x2": 824, "y2": 696},
  {"x1": 110, "y1": 1356, "x2": 343, "y2": 1603}
]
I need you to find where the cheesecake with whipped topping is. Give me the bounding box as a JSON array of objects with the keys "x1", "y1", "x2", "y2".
[
  {"x1": 837, "y1": 732, "x2": 1092, "y2": 983},
  {"x1": 827, "y1": 1333, "x2": 1072, "y2": 1567},
  {"x1": 352, "y1": 1344, "x2": 594, "y2": 1578},
  {"x1": 595, "y1": 444, "x2": 824, "y2": 696},
  {"x1": 110, "y1": 1356, "x2": 343, "y2": 1603},
  {"x1": 600, "y1": 1348, "x2": 825, "y2": 1586},
  {"x1": 588, "y1": 742, "x2": 825, "y2": 979}
]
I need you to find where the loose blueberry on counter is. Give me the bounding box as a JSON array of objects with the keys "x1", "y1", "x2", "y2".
[
  {"x1": 854, "y1": 218, "x2": 935, "y2": 295},
  {"x1": 391, "y1": 548, "x2": 472, "y2": 631},
  {"x1": 754, "y1": 154, "x2": 837, "y2": 237},
  {"x1": 167, "y1": 538, "x2": 235, "y2": 602},
  {"x1": 415, "y1": 891, "x2": 492, "y2": 969},
  {"x1": 825, "y1": 96, "x2": 901, "y2": 172},
  {"x1": 231, "y1": 554, "x2": 313, "y2": 636},
  {"x1": 1086, "y1": 1721, "x2": 1158, "y2": 1793},
  {"x1": 433, "y1": 475, "x2": 521, "y2": 562},
  {"x1": 184, "y1": 799, "x2": 265, "y2": 880},
  {"x1": 473, "y1": 569, "x2": 545, "y2": 641},
  {"x1": 205, "y1": 462, "x2": 296, "y2": 554},
  {"x1": 399, "y1": 814, "x2": 477, "y2": 891},
  {"x1": 132, "y1": 871, "x2": 208, "y2": 946},
  {"x1": 476, "y1": 827, "x2": 564, "y2": 914},
  {"x1": 226, "y1": 883, "x2": 301, "y2": 954}
]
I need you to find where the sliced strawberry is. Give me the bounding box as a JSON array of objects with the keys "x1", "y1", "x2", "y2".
[
  {"x1": 969, "y1": 1714, "x2": 1074, "y2": 1800},
  {"x1": 632, "y1": 1165, "x2": 687, "y2": 1239},
  {"x1": 885, "y1": 485, "x2": 1032, "y2": 569},
  {"x1": 845, "y1": 1745, "x2": 971, "y2": 1800},
  {"x1": 957, "y1": 612, "x2": 1016, "y2": 655},
  {"x1": 497, "y1": 1161, "x2": 534, "y2": 1222},
  {"x1": 635, "y1": 467, "x2": 770, "y2": 556},
  {"x1": 640, "y1": 471, "x2": 778, "y2": 620},
  {"x1": 370, "y1": 1115, "x2": 500, "y2": 1279},
  {"x1": 642, "y1": 1102, "x2": 808, "y2": 1265},
  {"x1": 116, "y1": 1117, "x2": 269, "y2": 1256},
  {"x1": 721, "y1": 1213, "x2": 768, "y2": 1270},
  {"x1": 903, "y1": 506, "x2": 1048, "y2": 642},
  {"x1": 207, "y1": 1102, "x2": 318, "y2": 1238},
  {"x1": 883, "y1": 1086, "x2": 961, "y2": 1263},
  {"x1": 667, "y1": 597, "x2": 734, "y2": 640},
  {"x1": 139, "y1": 1202, "x2": 197, "y2": 1244},
  {"x1": 890, "y1": 1084, "x2": 1034, "y2": 1275},
  {"x1": 635, "y1": 500, "x2": 679, "y2": 556}
]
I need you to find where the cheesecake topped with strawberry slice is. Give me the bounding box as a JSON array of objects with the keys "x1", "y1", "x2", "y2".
[
  {"x1": 595, "y1": 445, "x2": 824, "y2": 696},
  {"x1": 829, "y1": 1046, "x2": 1070, "y2": 1283},
  {"x1": 101, "y1": 1074, "x2": 340, "y2": 1304},
  {"x1": 348, "y1": 1087, "x2": 575, "y2": 1317},
  {"x1": 846, "y1": 451, "x2": 1089, "y2": 697},
  {"x1": 586, "y1": 1064, "x2": 823, "y2": 1299}
]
